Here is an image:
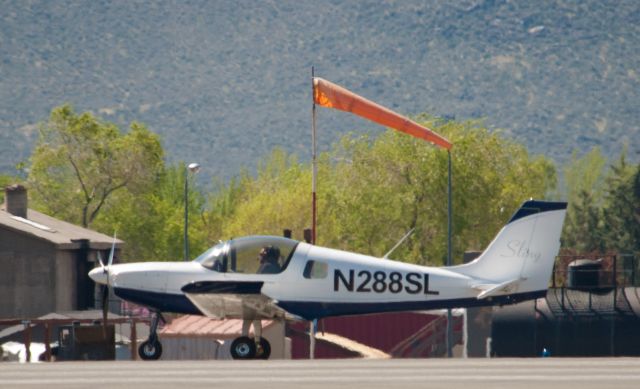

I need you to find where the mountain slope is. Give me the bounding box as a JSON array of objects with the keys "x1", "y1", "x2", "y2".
[{"x1": 1, "y1": 0, "x2": 638, "y2": 179}]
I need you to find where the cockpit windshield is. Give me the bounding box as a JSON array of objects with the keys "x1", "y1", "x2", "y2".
[
  {"x1": 194, "y1": 236, "x2": 299, "y2": 274},
  {"x1": 193, "y1": 241, "x2": 228, "y2": 271}
]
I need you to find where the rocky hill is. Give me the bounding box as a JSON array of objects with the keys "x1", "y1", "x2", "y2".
[{"x1": 1, "y1": 0, "x2": 638, "y2": 180}]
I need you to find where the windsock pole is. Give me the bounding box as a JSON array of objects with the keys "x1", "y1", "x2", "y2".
[{"x1": 311, "y1": 67, "x2": 317, "y2": 245}]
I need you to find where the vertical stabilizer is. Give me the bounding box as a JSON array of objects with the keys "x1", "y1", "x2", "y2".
[{"x1": 452, "y1": 200, "x2": 567, "y2": 295}]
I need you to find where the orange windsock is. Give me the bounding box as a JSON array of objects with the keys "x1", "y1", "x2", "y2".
[{"x1": 313, "y1": 77, "x2": 452, "y2": 150}]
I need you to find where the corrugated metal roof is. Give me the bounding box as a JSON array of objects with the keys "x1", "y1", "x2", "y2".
[
  {"x1": 0, "y1": 207, "x2": 123, "y2": 249},
  {"x1": 160, "y1": 315, "x2": 275, "y2": 339}
]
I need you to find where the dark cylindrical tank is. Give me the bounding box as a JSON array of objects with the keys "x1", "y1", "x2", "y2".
[
  {"x1": 491, "y1": 287, "x2": 640, "y2": 357},
  {"x1": 567, "y1": 259, "x2": 602, "y2": 289}
]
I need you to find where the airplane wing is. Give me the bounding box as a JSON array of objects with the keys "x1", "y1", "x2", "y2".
[{"x1": 180, "y1": 281, "x2": 299, "y2": 321}]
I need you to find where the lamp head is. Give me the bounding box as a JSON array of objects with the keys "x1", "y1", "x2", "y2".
[{"x1": 187, "y1": 162, "x2": 201, "y2": 173}]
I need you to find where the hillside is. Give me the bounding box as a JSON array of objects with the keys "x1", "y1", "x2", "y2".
[{"x1": 1, "y1": 0, "x2": 638, "y2": 180}]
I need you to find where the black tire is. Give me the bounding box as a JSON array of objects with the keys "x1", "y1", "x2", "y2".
[
  {"x1": 138, "y1": 339, "x2": 163, "y2": 360},
  {"x1": 256, "y1": 338, "x2": 271, "y2": 359},
  {"x1": 230, "y1": 336, "x2": 256, "y2": 360}
]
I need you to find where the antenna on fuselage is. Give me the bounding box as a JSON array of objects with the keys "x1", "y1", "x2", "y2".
[{"x1": 383, "y1": 228, "x2": 415, "y2": 259}]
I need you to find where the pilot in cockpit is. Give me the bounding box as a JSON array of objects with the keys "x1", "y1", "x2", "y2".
[{"x1": 257, "y1": 246, "x2": 281, "y2": 274}]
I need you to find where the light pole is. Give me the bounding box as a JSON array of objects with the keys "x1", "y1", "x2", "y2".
[{"x1": 184, "y1": 162, "x2": 200, "y2": 261}]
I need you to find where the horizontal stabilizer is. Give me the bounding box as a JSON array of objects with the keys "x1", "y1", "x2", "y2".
[{"x1": 473, "y1": 278, "x2": 523, "y2": 300}]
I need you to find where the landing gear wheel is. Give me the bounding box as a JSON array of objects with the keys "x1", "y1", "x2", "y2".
[
  {"x1": 138, "y1": 339, "x2": 163, "y2": 360},
  {"x1": 256, "y1": 338, "x2": 271, "y2": 359},
  {"x1": 230, "y1": 336, "x2": 256, "y2": 360}
]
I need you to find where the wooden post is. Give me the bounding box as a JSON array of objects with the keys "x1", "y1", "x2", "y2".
[
  {"x1": 44, "y1": 322, "x2": 51, "y2": 362},
  {"x1": 22, "y1": 321, "x2": 31, "y2": 363},
  {"x1": 130, "y1": 319, "x2": 137, "y2": 361}
]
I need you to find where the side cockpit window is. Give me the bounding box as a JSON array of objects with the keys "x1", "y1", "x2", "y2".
[
  {"x1": 196, "y1": 236, "x2": 299, "y2": 274},
  {"x1": 228, "y1": 236, "x2": 298, "y2": 274},
  {"x1": 303, "y1": 260, "x2": 328, "y2": 279}
]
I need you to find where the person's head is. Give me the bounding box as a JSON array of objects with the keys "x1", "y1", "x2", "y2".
[{"x1": 259, "y1": 245, "x2": 280, "y2": 263}]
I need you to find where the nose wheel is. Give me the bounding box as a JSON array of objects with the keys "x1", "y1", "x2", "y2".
[
  {"x1": 138, "y1": 312, "x2": 165, "y2": 360},
  {"x1": 139, "y1": 338, "x2": 163, "y2": 360}
]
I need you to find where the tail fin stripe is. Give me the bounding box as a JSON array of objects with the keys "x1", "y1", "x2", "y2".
[{"x1": 508, "y1": 200, "x2": 567, "y2": 223}]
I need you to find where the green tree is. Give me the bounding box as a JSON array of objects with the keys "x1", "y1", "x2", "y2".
[
  {"x1": 28, "y1": 105, "x2": 164, "y2": 227},
  {"x1": 95, "y1": 163, "x2": 207, "y2": 261},
  {"x1": 206, "y1": 117, "x2": 557, "y2": 266},
  {"x1": 563, "y1": 148, "x2": 607, "y2": 204},
  {"x1": 561, "y1": 148, "x2": 607, "y2": 251},
  {"x1": 220, "y1": 149, "x2": 312, "y2": 241},
  {"x1": 635, "y1": 165, "x2": 640, "y2": 238},
  {"x1": 322, "y1": 118, "x2": 556, "y2": 265},
  {"x1": 562, "y1": 147, "x2": 640, "y2": 253},
  {"x1": 562, "y1": 189, "x2": 605, "y2": 252},
  {"x1": 21, "y1": 107, "x2": 559, "y2": 265},
  {"x1": 601, "y1": 153, "x2": 639, "y2": 253}
]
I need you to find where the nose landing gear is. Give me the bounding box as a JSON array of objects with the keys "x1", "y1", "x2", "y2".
[{"x1": 138, "y1": 312, "x2": 165, "y2": 360}]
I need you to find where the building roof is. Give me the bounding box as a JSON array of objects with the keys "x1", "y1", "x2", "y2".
[
  {"x1": 0, "y1": 310, "x2": 124, "y2": 340},
  {"x1": 0, "y1": 310, "x2": 149, "y2": 344},
  {"x1": 159, "y1": 315, "x2": 275, "y2": 339},
  {"x1": 0, "y1": 207, "x2": 122, "y2": 250}
]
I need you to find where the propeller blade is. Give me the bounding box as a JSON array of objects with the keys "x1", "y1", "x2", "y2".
[
  {"x1": 97, "y1": 251, "x2": 105, "y2": 270},
  {"x1": 107, "y1": 232, "x2": 117, "y2": 268}
]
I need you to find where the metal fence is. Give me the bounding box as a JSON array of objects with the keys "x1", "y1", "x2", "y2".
[{"x1": 552, "y1": 253, "x2": 640, "y2": 289}]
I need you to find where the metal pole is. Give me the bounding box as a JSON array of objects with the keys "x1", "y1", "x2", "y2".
[
  {"x1": 311, "y1": 67, "x2": 317, "y2": 245},
  {"x1": 184, "y1": 165, "x2": 189, "y2": 261},
  {"x1": 310, "y1": 319, "x2": 316, "y2": 359},
  {"x1": 447, "y1": 150, "x2": 453, "y2": 358},
  {"x1": 613, "y1": 254, "x2": 618, "y2": 307}
]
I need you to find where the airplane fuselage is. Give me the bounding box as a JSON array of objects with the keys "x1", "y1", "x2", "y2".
[
  {"x1": 89, "y1": 200, "x2": 567, "y2": 360},
  {"x1": 99, "y1": 240, "x2": 543, "y2": 320}
]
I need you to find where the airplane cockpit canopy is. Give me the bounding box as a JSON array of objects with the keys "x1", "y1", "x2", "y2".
[{"x1": 194, "y1": 236, "x2": 299, "y2": 274}]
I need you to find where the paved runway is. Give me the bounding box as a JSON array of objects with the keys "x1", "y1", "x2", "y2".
[{"x1": 1, "y1": 358, "x2": 639, "y2": 389}]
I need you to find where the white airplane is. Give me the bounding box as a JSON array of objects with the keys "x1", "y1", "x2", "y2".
[{"x1": 89, "y1": 200, "x2": 566, "y2": 360}]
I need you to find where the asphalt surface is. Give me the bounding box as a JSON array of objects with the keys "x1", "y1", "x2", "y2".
[{"x1": 1, "y1": 358, "x2": 639, "y2": 389}]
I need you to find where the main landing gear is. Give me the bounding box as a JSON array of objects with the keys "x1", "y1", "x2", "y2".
[
  {"x1": 138, "y1": 312, "x2": 165, "y2": 360},
  {"x1": 230, "y1": 320, "x2": 271, "y2": 360}
]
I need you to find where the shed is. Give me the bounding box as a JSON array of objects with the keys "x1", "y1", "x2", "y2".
[
  {"x1": 0, "y1": 185, "x2": 123, "y2": 318},
  {"x1": 0, "y1": 310, "x2": 150, "y2": 361},
  {"x1": 159, "y1": 315, "x2": 288, "y2": 360}
]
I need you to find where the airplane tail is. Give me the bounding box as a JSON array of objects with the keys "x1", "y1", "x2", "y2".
[{"x1": 451, "y1": 200, "x2": 567, "y2": 299}]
